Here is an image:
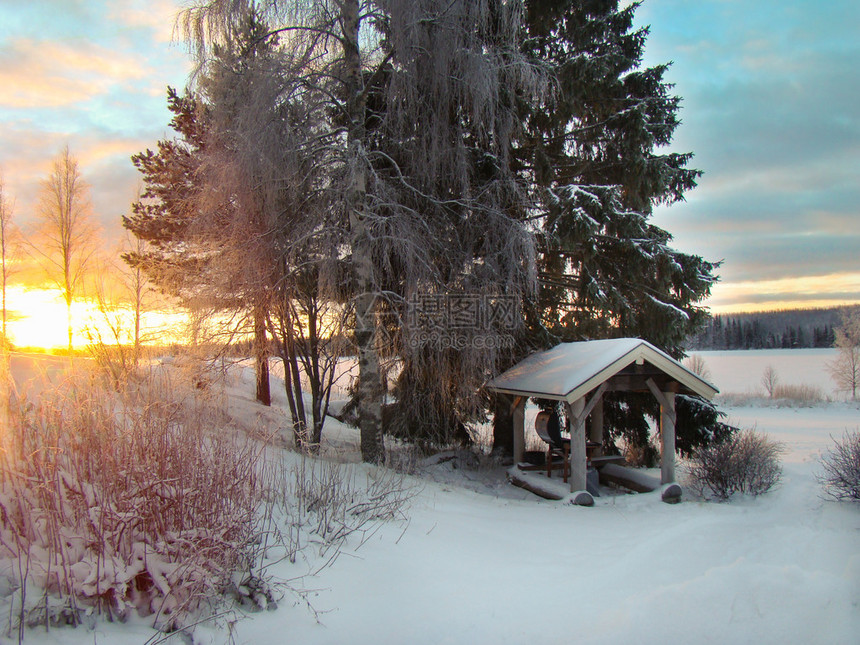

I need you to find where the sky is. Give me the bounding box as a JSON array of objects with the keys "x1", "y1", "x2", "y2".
[
  {"x1": 0, "y1": 0, "x2": 858, "y2": 346},
  {"x1": 634, "y1": 0, "x2": 860, "y2": 312}
]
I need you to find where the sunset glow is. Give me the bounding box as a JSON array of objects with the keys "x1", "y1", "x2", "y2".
[
  {"x1": 708, "y1": 272, "x2": 860, "y2": 314},
  {"x1": 4, "y1": 285, "x2": 187, "y2": 351}
]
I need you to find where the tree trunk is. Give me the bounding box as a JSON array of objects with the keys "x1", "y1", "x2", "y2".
[
  {"x1": 133, "y1": 279, "x2": 141, "y2": 366},
  {"x1": 253, "y1": 305, "x2": 271, "y2": 406},
  {"x1": 344, "y1": 0, "x2": 384, "y2": 464},
  {"x1": 491, "y1": 393, "x2": 515, "y2": 457},
  {"x1": 66, "y1": 298, "x2": 73, "y2": 354}
]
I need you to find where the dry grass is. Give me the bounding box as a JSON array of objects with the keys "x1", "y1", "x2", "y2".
[
  {"x1": 0, "y1": 358, "x2": 416, "y2": 641},
  {"x1": 716, "y1": 382, "x2": 829, "y2": 408},
  {"x1": 771, "y1": 383, "x2": 826, "y2": 404},
  {"x1": 0, "y1": 367, "x2": 263, "y2": 635}
]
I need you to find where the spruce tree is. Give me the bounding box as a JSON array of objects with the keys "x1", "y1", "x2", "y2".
[{"x1": 495, "y1": 0, "x2": 725, "y2": 456}]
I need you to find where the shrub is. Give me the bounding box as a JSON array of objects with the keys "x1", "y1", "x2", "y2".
[
  {"x1": 686, "y1": 429, "x2": 785, "y2": 501},
  {"x1": 818, "y1": 430, "x2": 860, "y2": 502},
  {"x1": 0, "y1": 369, "x2": 263, "y2": 632},
  {"x1": 772, "y1": 383, "x2": 825, "y2": 405},
  {"x1": 0, "y1": 360, "x2": 417, "y2": 639}
]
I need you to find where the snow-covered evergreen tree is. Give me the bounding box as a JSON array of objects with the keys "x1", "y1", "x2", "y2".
[
  {"x1": 494, "y1": 0, "x2": 723, "y2": 456},
  {"x1": 521, "y1": 0, "x2": 716, "y2": 350}
]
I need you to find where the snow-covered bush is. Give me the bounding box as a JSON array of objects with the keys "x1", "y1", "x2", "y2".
[
  {"x1": 0, "y1": 369, "x2": 263, "y2": 633},
  {"x1": 686, "y1": 429, "x2": 785, "y2": 501},
  {"x1": 818, "y1": 430, "x2": 860, "y2": 502}
]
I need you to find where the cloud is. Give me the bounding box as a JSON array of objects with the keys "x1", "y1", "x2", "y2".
[
  {"x1": 638, "y1": 0, "x2": 860, "y2": 311},
  {"x1": 0, "y1": 122, "x2": 165, "y2": 248},
  {"x1": 107, "y1": 0, "x2": 185, "y2": 44},
  {"x1": 0, "y1": 38, "x2": 152, "y2": 109},
  {"x1": 709, "y1": 272, "x2": 860, "y2": 312}
]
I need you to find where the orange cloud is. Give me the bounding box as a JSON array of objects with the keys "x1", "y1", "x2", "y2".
[
  {"x1": 709, "y1": 272, "x2": 860, "y2": 313},
  {"x1": 0, "y1": 39, "x2": 152, "y2": 109}
]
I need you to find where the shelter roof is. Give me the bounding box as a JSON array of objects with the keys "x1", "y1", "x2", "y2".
[{"x1": 485, "y1": 338, "x2": 718, "y2": 403}]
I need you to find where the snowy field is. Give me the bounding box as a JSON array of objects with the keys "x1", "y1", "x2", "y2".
[
  {"x1": 691, "y1": 348, "x2": 840, "y2": 399},
  {"x1": 6, "y1": 349, "x2": 860, "y2": 645}
]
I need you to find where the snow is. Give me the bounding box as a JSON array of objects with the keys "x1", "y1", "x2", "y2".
[
  {"x1": 5, "y1": 350, "x2": 860, "y2": 644},
  {"x1": 485, "y1": 338, "x2": 716, "y2": 401},
  {"x1": 485, "y1": 337, "x2": 646, "y2": 398},
  {"x1": 691, "y1": 348, "x2": 840, "y2": 399},
  {"x1": 646, "y1": 293, "x2": 690, "y2": 320}
]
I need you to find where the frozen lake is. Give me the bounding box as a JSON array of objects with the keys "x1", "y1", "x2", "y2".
[{"x1": 690, "y1": 348, "x2": 840, "y2": 398}]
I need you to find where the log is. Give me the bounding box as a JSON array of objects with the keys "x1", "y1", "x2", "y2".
[
  {"x1": 508, "y1": 467, "x2": 565, "y2": 500},
  {"x1": 598, "y1": 463, "x2": 660, "y2": 493}
]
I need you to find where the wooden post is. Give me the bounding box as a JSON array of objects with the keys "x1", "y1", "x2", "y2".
[
  {"x1": 660, "y1": 391, "x2": 677, "y2": 484},
  {"x1": 566, "y1": 398, "x2": 586, "y2": 493},
  {"x1": 589, "y1": 396, "x2": 603, "y2": 457},
  {"x1": 645, "y1": 379, "x2": 678, "y2": 485},
  {"x1": 512, "y1": 396, "x2": 525, "y2": 465}
]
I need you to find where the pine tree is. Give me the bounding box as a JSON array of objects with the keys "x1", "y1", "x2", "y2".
[{"x1": 123, "y1": 83, "x2": 215, "y2": 299}]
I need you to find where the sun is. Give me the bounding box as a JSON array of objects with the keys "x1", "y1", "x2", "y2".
[
  {"x1": 3, "y1": 285, "x2": 188, "y2": 352},
  {"x1": 4, "y1": 286, "x2": 71, "y2": 350}
]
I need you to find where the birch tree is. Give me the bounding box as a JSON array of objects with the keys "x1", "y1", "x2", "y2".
[
  {"x1": 115, "y1": 231, "x2": 157, "y2": 365},
  {"x1": 127, "y1": 13, "x2": 344, "y2": 446},
  {"x1": 180, "y1": 0, "x2": 543, "y2": 461},
  {"x1": 197, "y1": 10, "x2": 347, "y2": 447},
  {"x1": 31, "y1": 146, "x2": 99, "y2": 353},
  {"x1": 829, "y1": 311, "x2": 860, "y2": 400}
]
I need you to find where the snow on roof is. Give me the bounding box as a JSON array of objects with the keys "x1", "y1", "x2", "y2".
[{"x1": 485, "y1": 338, "x2": 718, "y2": 402}]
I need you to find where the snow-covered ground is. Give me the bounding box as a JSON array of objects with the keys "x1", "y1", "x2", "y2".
[
  {"x1": 692, "y1": 348, "x2": 840, "y2": 399},
  {"x1": 7, "y1": 350, "x2": 860, "y2": 644}
]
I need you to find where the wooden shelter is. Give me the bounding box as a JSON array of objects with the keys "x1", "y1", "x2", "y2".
[{"x1": 485, "y1": 338, "x2": 718, "y2": 504}]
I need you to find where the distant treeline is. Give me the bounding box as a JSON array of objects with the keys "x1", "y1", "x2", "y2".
[{"x1": 687, "y1": 305, "x2": 860, "y2": 351}]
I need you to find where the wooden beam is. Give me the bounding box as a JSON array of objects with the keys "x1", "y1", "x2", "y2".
[
  {"x1": 589, "y1": 393, "x2": 603, "y2": 449},
  {"x1": 660, "y1": 390, "x2": 677, "y2": 485},
  {"x1": 569, "y1": 382, "x2": 608, "y2": 424},
  {"x1": 645, "y1": 378, "x2": 677, "y2": 425}
]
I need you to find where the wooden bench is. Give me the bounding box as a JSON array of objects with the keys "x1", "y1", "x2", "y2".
[{"x1": 534, "y1": 411, "x2": 602, "y2": 483}]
